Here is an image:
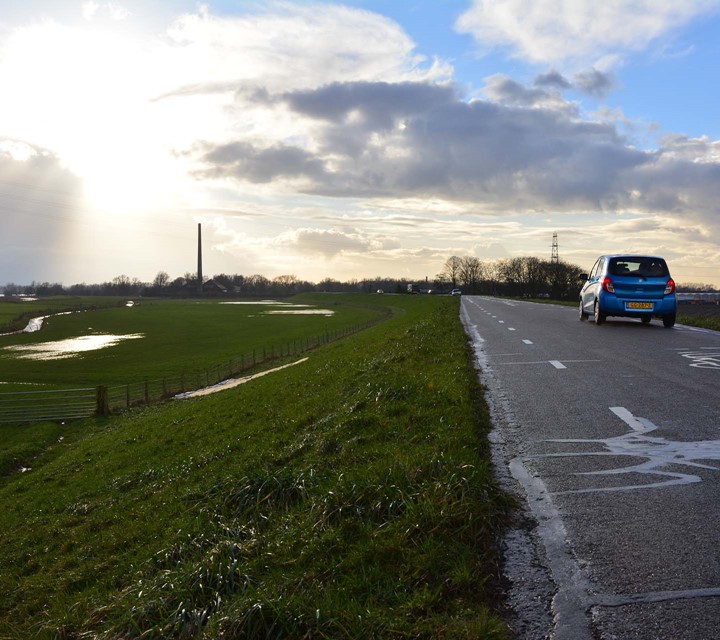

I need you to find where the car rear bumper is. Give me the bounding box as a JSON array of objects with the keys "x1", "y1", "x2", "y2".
[{"x1": 599, "y1": 293, "x2": 677, "y2": 316}]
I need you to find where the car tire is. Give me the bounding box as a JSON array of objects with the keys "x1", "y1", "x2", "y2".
[
  {"x1": 594, "y1": 300, "x2": 605, "y2": 325},
  {"x1": 579, "y1": 299, "x2": 587, "y2": 321},
  {"x1": 663, "y1": 314, "x2": 676, "y2": 328},
  {"x1": 641, "y1": 315, "x2": 652, "y2": 324}
]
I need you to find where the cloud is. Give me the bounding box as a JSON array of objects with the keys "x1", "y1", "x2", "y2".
[
  {"x1": 483, "y1": 74, "x2": 572, "y2": 110},
  {"x1": 161, "y1": 3, "x2": 452, "y2": 98},
  {"x1": 533, "y1": 68, "x2": 615, "y2": 98},
  {"x1": 455, "y1": 0, "x2": 720, "y2": 68},
  {"x1": 0, "y1": 140, "x2": 85, "y2": 283},
  {"x1": 534, "y1": 70, "x2": 572, "y2": 90},
  {"x1": 573, "y1": 68, "x2": 615, "y2": 97},
  {"x1": 195, "y1": 141, "x2": 329, "y2": 185},
  {"x1": 82, "y1": 2, "x2": 99, "y2": 20},
  {"x1": 194, "y1": 80, "x2": 643, "y2": 203},
  {"x1": 279, "y1": 227, "x2": 400, "y2": 258},
  {"x1": 190, "y1": 78, "x2": 720, "y2": 241}
]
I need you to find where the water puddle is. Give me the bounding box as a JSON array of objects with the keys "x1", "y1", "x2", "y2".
[
  {"x1": 0, "y1": 311, "x2": 76, "y2": 337},
  {"x1": 175, "y1": 358, "x2": 308, "y2": 399},
  {"x1": 218, "y1": 301, "x2": 335, "y2": 316},
  {"x1": 220, "y1": 301, "x2": 311, "y2": 307},
  {"x1": 3, "y1": 333, "x2": 144, "y2": 360},
  {"x1": 263, "y1": 309, "x2": 334, "y2": 316}
]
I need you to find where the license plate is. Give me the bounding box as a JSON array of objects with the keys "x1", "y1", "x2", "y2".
[{"x1": 627, "y1": 302, "x2": 653, "y2": 309}]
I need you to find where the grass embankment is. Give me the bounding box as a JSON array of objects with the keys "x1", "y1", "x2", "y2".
[
  {"x1": 0, "y1": 295, "x2": 513, "y2": 639},
  {"x1": 677, "y1": 312, "x2": 720, "y2": 331}
]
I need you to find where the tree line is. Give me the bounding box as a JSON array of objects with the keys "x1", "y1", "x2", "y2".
[
  {"x1": 3, "y1": 256, "x2": 716, "y2": 299},
  {"x1": 437, "y1": 255, "x2": 587, "y2": 299}
]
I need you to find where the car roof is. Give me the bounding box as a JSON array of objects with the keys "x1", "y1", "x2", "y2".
[
  {"x1": 599, "y1": 254, "x2": 666, "y2": 260},
  {"x1": 600, "y1": 253, "x2": 665, "y2": 260}
]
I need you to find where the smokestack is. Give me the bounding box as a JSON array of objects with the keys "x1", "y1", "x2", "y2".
[{"x1": 197, "y1": 223, "x2": 203, "y2": 294}]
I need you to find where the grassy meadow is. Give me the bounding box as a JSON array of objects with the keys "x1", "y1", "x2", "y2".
[
  {"x1": 0, "y1": 294, "x2": 514, "y2": 639},
  {"x1": 0, "y1": 296, "x2": 386, "y2": 391}
]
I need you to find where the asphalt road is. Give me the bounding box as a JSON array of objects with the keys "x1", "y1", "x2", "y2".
[{"x1": 460, "y1": 296, "x2": 720, "y2": 640}]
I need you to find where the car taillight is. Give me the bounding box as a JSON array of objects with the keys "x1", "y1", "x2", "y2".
[
  {"x1": 664, "y1": 279, "x2": 675, "y2": 295},
  {"x1": 602, "y1": 276, "x2": 615, "y2": 293}
]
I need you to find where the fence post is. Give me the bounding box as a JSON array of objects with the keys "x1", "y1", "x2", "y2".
[
  {"x1": 96, "y1": 385, "x2": 109, "y2": 416},
  {"x1": 144, "y1": 380, "x2": 149, "y2": 404}
]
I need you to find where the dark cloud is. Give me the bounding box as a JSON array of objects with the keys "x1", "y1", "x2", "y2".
[
  {"x1": 534, "y1": 70, "x2": 572, "y2": 90},
  {"x1": 279, "y1": 81, "x2": 457, "y2": 128},
  {"x1": 193, "y1": 80, "x2": 720, "y2": 227},
  {"x1": 573, "y1": 69, "x2": 615, "y2": 97},
  {"x1": 484, "y1": 75, "x2": 554, "y2": 106},
  {"x1": 0, "y1": 141, "x2": 84, "y2": 284},
  {"x1": 196, "y1": 141, "x2": 328, "y2": 184}
]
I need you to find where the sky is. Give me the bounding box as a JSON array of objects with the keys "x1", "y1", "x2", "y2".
[{"x1": 2, "y1": 0, "x2": 720, "y2": 287}]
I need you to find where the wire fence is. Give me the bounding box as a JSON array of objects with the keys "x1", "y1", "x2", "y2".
[
  {"x1": 0, "y1": 387, "x2": 97, "y2": 424},
  {"x1": 1, "y1": 314, "x2": 387, "y2": 424}
]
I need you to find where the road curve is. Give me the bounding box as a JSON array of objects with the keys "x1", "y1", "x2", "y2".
[{"x1": 461, "y1": 296, "x2": 720, "y2": 640}]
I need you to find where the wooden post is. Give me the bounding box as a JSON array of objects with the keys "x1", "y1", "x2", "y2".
[
  {"x1": 95, "y1": 385, "x2": 109, "y2": 416},
  {"x1": 144, "y1": 380, "x2": 149, "y2": 404}
]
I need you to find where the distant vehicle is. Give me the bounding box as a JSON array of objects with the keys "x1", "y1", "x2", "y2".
[
  {"x1": 579, "y1": 255, "x2": 677, "y2": 327},
  {"x1": 407, "y1": 284, "x2": 420, "y2": 294},
  {"x1": 376, "y1": 289, "x2": 384, "y2": 294},
  {"x1": 451, "y1": 289, "x2": 462, "y2": 296}
]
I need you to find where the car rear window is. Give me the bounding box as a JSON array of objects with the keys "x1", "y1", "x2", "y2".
[{"x1": 608, "y1": 257, "x2": 669, "y2": 278}]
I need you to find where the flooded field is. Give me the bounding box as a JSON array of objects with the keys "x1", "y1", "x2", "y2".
[
  {"x1": 4, "y1": 334, "x2": 144, "y2": 361},
  {"x1": 0, "y1": 295, "x2": 384, "y2": 387}
]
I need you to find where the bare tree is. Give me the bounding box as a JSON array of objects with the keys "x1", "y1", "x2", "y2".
[
  {"x1": 438, "y1": 255, "x2": 463, "y2": 288},
  {"x1": 458, "y1": 256, "x2": 488, "y2": 293},
  {"x1": 153, "y1": 271, "x2": 170, "y2": 289}
]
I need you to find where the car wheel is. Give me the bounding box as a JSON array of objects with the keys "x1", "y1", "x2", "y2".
[
  {"x1": 663, "y1": 314, "x2": 676, "y2": 328},
  {"x1": 594, "y1": 300, "x2": 605, "y2": 325},
  {"x1": 641, "y1": 315, "x2": 651, "y2": 324},
  {"x1": 579, "y1": 299, "x2": 587, "y2": 321}
]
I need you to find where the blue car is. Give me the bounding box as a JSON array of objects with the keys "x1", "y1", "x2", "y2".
[{"x1": 579, "y1": 255, "x2": 677, "y2": 327}]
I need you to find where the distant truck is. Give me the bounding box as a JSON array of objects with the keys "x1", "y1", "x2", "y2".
[{"x1": 407, "y1": 284, "x2": 420, "y2": 294}]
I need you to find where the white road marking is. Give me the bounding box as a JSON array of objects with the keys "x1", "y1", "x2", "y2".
[
  {"x1": 535, "y1": 407, "x2": 720, "y2": 494},
  {"x1": 523, "y1": 339, "x2": 533, "y2": 344},
  {"x1": 610, "y1": 406, "x2": 650, "y2": 432},
  {"x1": 498, "y1": 320, "x2": 505, "y2": 324},
  {"x1": 508, "y1": 327, "x2": 516, "y2": 331},
  {"x1": 549, "y1": 360, "x2": 567, "y2": 369}
]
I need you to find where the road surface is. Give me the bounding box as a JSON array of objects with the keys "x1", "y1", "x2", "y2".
[{"x1": 460, "y1": 296, "x2": 720, "y2": 640}]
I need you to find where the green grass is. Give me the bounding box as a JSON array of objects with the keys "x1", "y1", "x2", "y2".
[
  {"x1": 677, "y1": 313, "x2": 720, "y2": 331},
  {"x1": 0, "y1": 295, "x2": 386, "y2": 389},
  {"x1": 0, "y1": 295, "x2": 513, "y2": 639}
]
